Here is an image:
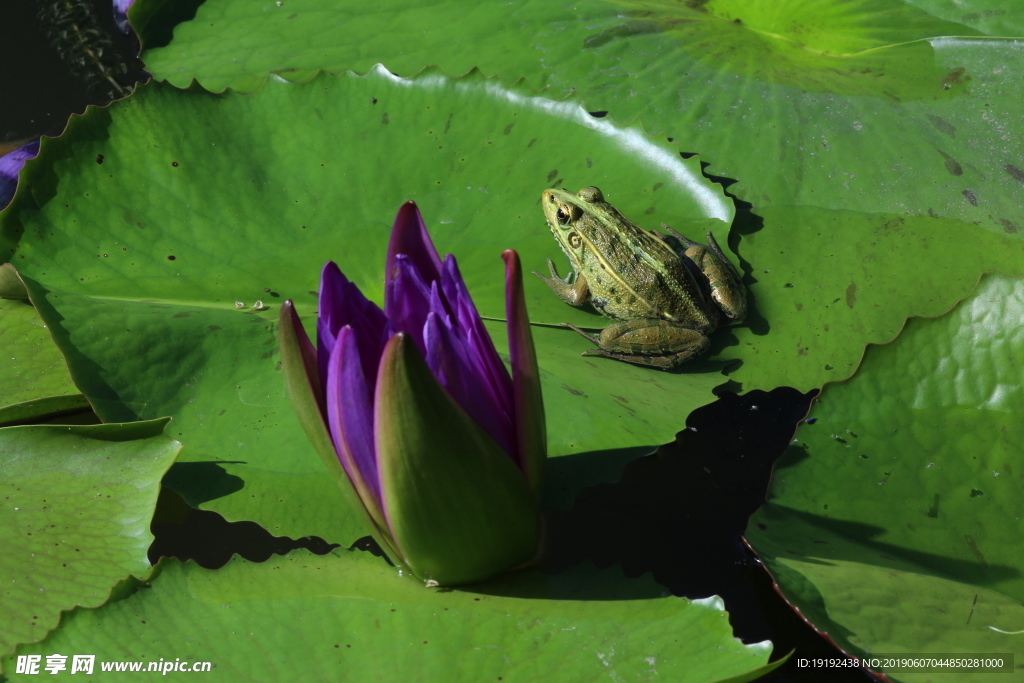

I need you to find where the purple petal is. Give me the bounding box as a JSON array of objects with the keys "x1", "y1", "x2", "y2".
[
  {"x1": 423, "y1": 312, "x2": 473, "y2": 406},
  {"x1": 0, "y1": 140, "x2": 40, "y2": 208},
  {"x1": 423, "y1": 312, "x2": 514, "y2": 459},
  {"x1": 385, "y1": 254, "x2": 434, "y2": 353},
  {"x1": 316, "y1": 316, "x2": 337, "y2": 392},
  {"x1": 317, "y1": 262, "x2": 351, "y2": 379},
  {"x1": 385, "y1": 201, "x2": 442, "y2": 286},
  {"x1": 318, "y1": 262, "x2": 387, "y2": 338},
  {"x1": 441, "y1": 256, "x2": 514, "y2": 419},
  {"x1": 0, "y1": 141, "x2": 39, "y2": 178},
  {"x1": 428, "y1": 277, "x2": 453, "y2": 320},
  {"x1": 113, "y1": 0, "x2": 134, "y2": 32},
  {"x1": 326, "y1": 325, "x2": 384, "y2": 518},
  {"x1": 318, "y1": 261, "x2": 389, "y2": 389}
]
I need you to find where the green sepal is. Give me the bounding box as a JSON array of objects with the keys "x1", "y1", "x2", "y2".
[
  {"x1": 502, "y1": 249, "x2": 546, "y2": 504},
  {"x1": 375, "y1": 332, "x2": 539, "y2": 585},
  {"x1": 276, "y1": 301, "x2": 400, "y2": 562}
]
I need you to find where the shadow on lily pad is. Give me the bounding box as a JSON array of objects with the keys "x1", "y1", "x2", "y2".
[{"x1": 162, "y1": 460, "x2": 246, "y2": 506}]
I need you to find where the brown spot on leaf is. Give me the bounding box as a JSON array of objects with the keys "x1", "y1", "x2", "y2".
[
  {"x1": 937, "y1": 150, "x2": 962, "y2": 176},
  {"x1": 381, "y1": 113, "x2": 389, "y2": 125},
  {"x1": 962, "y1": 189, "x2": 978, "y2": 206},
  {"x1": 1000, "y1": 218, "x2": 1018, "y2": 234},
  {"x1": 547, "y1": 169, "x2": 558, "y2": 182},
  {"x1": 1004, "y1": 164, "x2": 1024, "y2": 183},
  {"x1": 927, "y1": 114, "x2": 955, "y2": 138},
  {"x1": 561, "y1": 383, "x2": 587, "y2": 398},
  {"x1": 845, "y1": 283, "x2": 857, "y2": 308},
  {"x1": 941, "y1": 67, "x2": 969, "y2": 87},
  {"x1": 503, "y1": 123, "x2": 514, "y2": 135}
]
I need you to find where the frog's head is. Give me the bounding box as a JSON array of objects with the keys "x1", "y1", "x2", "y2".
[
  {"x1": 542, "y1": 185, "x2": 604, "y2": 224},
  {"x1": 541, "y1": 186, "x2": 607, "y2": 248}
]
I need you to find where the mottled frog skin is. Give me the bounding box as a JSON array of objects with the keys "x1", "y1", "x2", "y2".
[{"x1": 533, "y1": 186, "x2": 746, "y2": 368}]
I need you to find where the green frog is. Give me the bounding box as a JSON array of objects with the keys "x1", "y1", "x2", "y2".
[{"x1": 534, "y1": 186, "x2": 746, "y2": 369}]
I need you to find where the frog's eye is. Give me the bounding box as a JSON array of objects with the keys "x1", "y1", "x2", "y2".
[
  {"x1": 555, "y1": 204, "x2": 578, "y2": 226},
  {"x1": 578, "y1": 186, "x2": 603, "y2": 203}
]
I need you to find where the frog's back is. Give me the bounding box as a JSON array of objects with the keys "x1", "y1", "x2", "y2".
[{"x1": 583, "y1": 228, "x2": 716, "y2": 330}]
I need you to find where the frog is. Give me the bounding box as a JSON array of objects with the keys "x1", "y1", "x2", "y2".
[{"x1": 533, "y1": 186, "x2": 746, "y2": 369}]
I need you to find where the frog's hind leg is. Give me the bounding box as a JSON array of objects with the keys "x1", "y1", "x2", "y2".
[
  {"x1": 702, "y1": 232, "x2": 735, "y2": 269},
  {"x1": 661, "y1": 225, "x2": 747, "y2": 322},
  {"x1": 660, "y1": 223, "x2": 701, "y2": 249},
  {"x1": 560, "y1": 320, "x2": 709, "y2": 369}
]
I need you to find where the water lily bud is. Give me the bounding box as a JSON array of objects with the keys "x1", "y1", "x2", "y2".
[{"x1": 279, "y1": 201, "x2": 545, "y2": 585}]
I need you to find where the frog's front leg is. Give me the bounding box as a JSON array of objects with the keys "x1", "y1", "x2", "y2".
[
  {"x1": 562, "y1": 319, "x2": 709, "y2": 369},
  {"x1": 533, "y1": 260, "x2": 590, "y2": 307},
  {"x1": 662, "y1": 226, "x2": 747, "y2": 322}
]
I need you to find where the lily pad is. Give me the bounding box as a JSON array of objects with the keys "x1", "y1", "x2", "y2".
[
  {"x1": 0, "y1": 69, "x2": 731, "y2": 544},
  {"x1": 745, "y1": 272, "x2": 1024, "y2": 681},
  {"x1": 0, "y1": 297, "x2": 81, "y2": 417},
  {"x1": 4, "y1": 549, "x2": 784, "y2": 682},
  {"x1": 0, "y1": 419, "x2": 182, "y2": 670},
  {"x1": 135, "y1": 0, "x2": 1024, "y2": 394},
  {"x1": 715, "y1": 205, "x2": 1024, "y2": 390}
]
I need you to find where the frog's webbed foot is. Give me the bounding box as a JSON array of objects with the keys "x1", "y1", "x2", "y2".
[
  {"x1": 533, "y1": 261, "x2": 589, "y2": 306},
  {"x1": 560, "y1": 320, "x2": 710, "y2": 369}
]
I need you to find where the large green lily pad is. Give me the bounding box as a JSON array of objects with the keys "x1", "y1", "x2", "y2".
[
  {"x1": 0, "y1": 69, "x2": 732, "y2": 544},
  {"x1": 0, "y1": 419, "x2": 182, "y2": 670},
  {"x1": 4, "y1": 549, "x2": 784, "y2": 682},
  {"x1": 745, "y1": 272, "x2": 1024, "y2": 681},
  {"x1": 134, "y1": 0, "x2": 1024, "y2": 394},
  {"x1": 715, "y1": 205, "x2": 1024, "y2": 389}
]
